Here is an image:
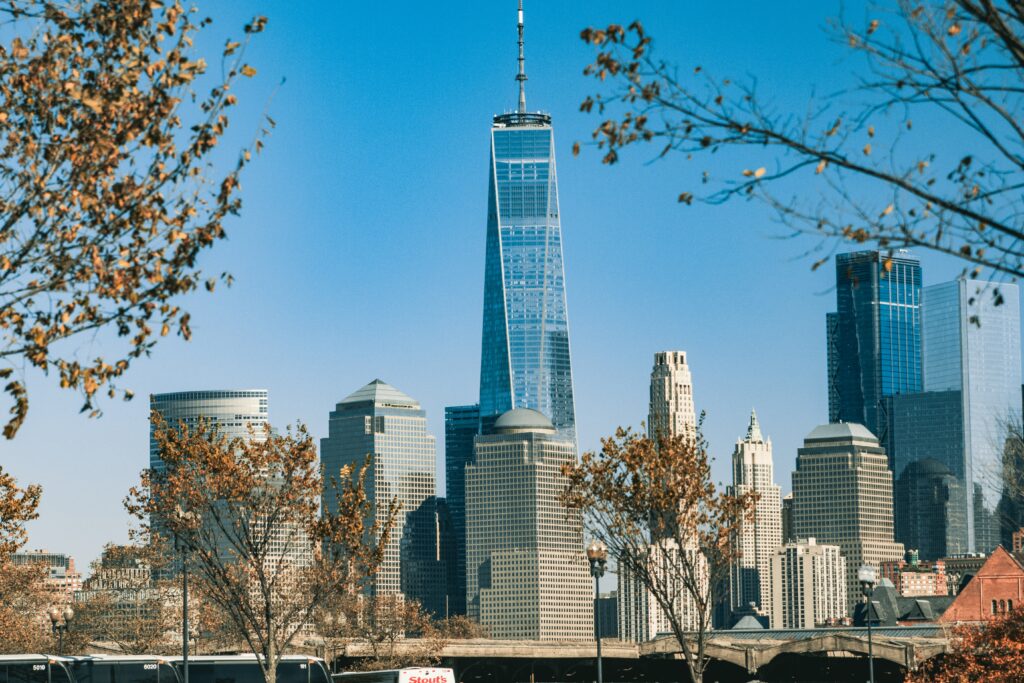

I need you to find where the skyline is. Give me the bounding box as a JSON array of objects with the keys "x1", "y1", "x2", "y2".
[{"x1": 3, "y1": 1, "x2": 1011, "y2": 571}]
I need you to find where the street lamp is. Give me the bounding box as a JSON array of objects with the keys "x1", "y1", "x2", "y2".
[
  {"x1": 586, "y1": 540, "x2": 608, "y2": 683},
  {"x1": 47, "y1": 606, "x2": 73, "y2": 655},
  {"x1": 175, "y1": 506, "x2": 199, "y2": 683},
  {"x1": 858, "y1": 564, "x2": 877, "y2": 683}
]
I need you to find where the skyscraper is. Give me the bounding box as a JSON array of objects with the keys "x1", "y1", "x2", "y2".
[
  {"x1": 465, "y1": 408, "x2": 590, "y2": 639},
  {"x1": 478, "y1": 2, "x2": 576, "y2": 442},
  {"x1": 443, "y1": 403, "x2": 480, "y2": 616},
  {"x1": 921, "y1": 278, "x2": 1022, "y2": 552},
  {"x1": 827, "y1": 250, "x2": 922, "y2": 442},
  {"x1": 320, "y1": 380, "x2": 439, "y2": 608},
  {"x1": 792, "y1": 423, "x2": 905, "y2": 608},
  {"x1": 648, "y1": 351, "x2": 696, "y2": 441},
  {"x1": 727, "y1": 410, "x2": 782, "y2": 620}
]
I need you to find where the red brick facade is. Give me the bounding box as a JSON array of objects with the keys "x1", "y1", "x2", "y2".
[{"x1": 939, "y1": 546, "x2": 1024, "y2": 623}]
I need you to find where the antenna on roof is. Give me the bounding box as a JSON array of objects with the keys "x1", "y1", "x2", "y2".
[{"x1": 516, "y1": 0, "x2": 527, "y2": 113}]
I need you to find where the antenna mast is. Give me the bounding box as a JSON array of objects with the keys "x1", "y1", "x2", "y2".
[{"x1": 516, "y1": 0, "x2": 527, "y2": 113}]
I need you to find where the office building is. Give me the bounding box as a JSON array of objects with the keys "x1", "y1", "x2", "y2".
[
  {"x1": 321, "y1": 380, "x2": 439, "y2": 608},
  {"x1": 827, "y1": 250, "x2": 922, "y2": 441},
  {"x1": 617, "y1": 538, "x2": 708, "y2": 642},
  {"x1": 792, "y1": 423, "x2": 905, "y2": 608},
  {"x1": 596, "y1": 592, "x2": 619, "y2": 639},
  {"x1": 727, "y1": 410, "x2": 782, "y2": 620},
  {"x1": 770, "y1": 538, "x2": 847, "y2": 629},
  {"x1": 443, "y1": 403, "x2": 480, "y2": 616},
  {"x1": 782, "y1": 493, "x2": 795, "y2": 544},
  {"x1": 921, "y1": 278, "x2": 1022, "y2": 553},
  {"x1": 478, "y1": 2, "x2": 576, "y2": 442},
  {"x1": 465, "y1": 408, "x2": 590, "y2": 639},
  {"x1": 648, "y1": 351, "x2": 696, "y2": 441},
  {"x1": 11, "y1": 550, "x2": 81, "y2": 604},
  {"x1": 880, "y1": 552, "x2": 949, "y2": 597}
]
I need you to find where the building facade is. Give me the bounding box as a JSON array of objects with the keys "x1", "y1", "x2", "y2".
[
  {"x1": 880, "y1": 552, "x2": 949, "y2": 597},
  {"x1": 770, "y1": 538, "x2": 847, "y2": 629},
  {"x1": 443, "y1": 403, "x2": 480, "y2": 616},
  {"x1": 477, "y1": 7, "x2": 576, "y2": 443},
  {"x1": 617, "y1": 539, "x2": 709, "y2": 642},
  {"x1": 648, "y1": 351, "x2": 696, "y2": 442},
  {"x1": 939, "y1": 546, "x2": 1024, "y2": 622},
  {"x1": 792, "y1": 423, "x2": 905, "y2": 608},
  {"x1": 827, "y1": 250, "x2": 922, "y2": 442},
  {"x1": 11, "y1": 550, "x2": 81, "y2": 605},
  {"x1": 465, "y1": 409, "x2": 590, "y2": 639},
  {"x1": 727, "y1": 410, "x2": 782, "y2": 620},
  {"x1": 921, "y1": 278, "x2": 1022, "y2": 553},
  {"x1": 321, "y1": 380, "x2": 439, "y2": 609}
]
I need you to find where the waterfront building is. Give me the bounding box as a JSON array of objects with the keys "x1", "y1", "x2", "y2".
[
  {"x1": 321, "y1": 380, "x2": 439, "y2": 608},
  {"x1": 443, "y1": 403, "x2": 480, "y2": 616},
  {"x1": 727, "y1": 410, "x2": 782, "y2": 620},
  {"x1": 792, "y1": 423, "x2": 905, "y2": 608},
  {"x1": 769, "y1": 538, "x2": 847, "y2": 629},
  {"x1": 827, "y1": 250, "x2": 922, "y2": 441},
  {"x1": 465, "y1": 409, "x2": 590, "y2": 639},
  {"x1": 477, "y1": 2, "x2": 576, "y2": 443},
  {"x1": 648, "y1": 351, "x2": 696, "y2": 441},
  {"x1": 920, "y1": 278, "x2": 1022, "y2": 553}
]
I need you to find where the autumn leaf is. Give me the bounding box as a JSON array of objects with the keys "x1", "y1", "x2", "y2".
[
  {"x1": 868, "y1": 19, "x2": 880, "y2": 34},
  {"x1": 240, "y1": 64, "x2": 257, "y2": 77}
]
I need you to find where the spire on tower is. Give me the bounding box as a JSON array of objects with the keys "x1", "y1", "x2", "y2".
[
  {"x1": 746, "y1": 408, "x2": 763, "y2": 442},
  {"x1": 516, "y1": 0, "x2": 527, "y2": 113}
]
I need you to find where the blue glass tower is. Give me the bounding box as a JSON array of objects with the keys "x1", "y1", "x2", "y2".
[
  {"x1": 478, "y1": 3, "x2": 576, "y2": 442},
  {"x1": 828, "y1": 250, "x2": 922, "y2": 443}
]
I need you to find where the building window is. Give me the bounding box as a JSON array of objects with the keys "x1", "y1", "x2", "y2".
[{"x1": 992, "y1": 600, "x2": 998, "y2": 615}]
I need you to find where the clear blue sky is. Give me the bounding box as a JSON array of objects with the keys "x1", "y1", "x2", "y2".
[{"x1": 4, "y1": 1, "x2": 983, "y2": 571}]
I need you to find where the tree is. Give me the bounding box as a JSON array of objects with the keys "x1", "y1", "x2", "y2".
[
  {"x1": 907, "y1": 610, "x2": 1024, "y2": 682},
  {"x1": 0, "y1": 465, "x2": 40, "y2": 555},
  {"x1": 561, "y1": 424, "x2": 757, "y2": 683},
  {"x1": 320, "y1": 594, "x2": 446, "y2": 673},
  {"x1": 0, "y1": 0, "x2": 270, "y2": 439},
  {"x1": 71, "y1": 542, "x2": 180, "y2": 654},
  {"x1": 576, "y1": 1, "x2": 1024, "y2": 283},
  {"x1": 0, "y1": 467, "x2": 48, "y2": 653},
  {"x1": 126, "y1": 413, "x2": 397, "y2": 683}
]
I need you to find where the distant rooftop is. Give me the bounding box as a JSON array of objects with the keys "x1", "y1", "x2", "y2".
[
  {"x1": 804, "y1": 422, "x2": 878, "y2": 443},
  {"x1": 339, "y1": 379, "x2": 419, "y2": 409},
  {"x1": 493, "y1": 111, "x2": 551, "y2": 127}
]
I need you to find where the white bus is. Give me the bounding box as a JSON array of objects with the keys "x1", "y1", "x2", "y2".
[{"x1": 332, "y1": 669, "x2": 454, "y2": 683}]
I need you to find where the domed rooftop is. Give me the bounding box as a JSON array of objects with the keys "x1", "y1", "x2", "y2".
[
  {"x1": 905, "y1": 458, "x2": 953, "y2": 477},
  {"x1": 493, "y1": 408, "x2": 555, "y2": 433},
  {"x1": 804, "y1": 422, "x2": 878, "y2": 443}
]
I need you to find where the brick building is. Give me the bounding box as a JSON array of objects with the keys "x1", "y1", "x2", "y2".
[
  {"x1": 880, "y1": 550, "x2": 948, "y2": 597},
  {"x1": 939, "y1": 546, "x2": 1024, "y2": 623}
]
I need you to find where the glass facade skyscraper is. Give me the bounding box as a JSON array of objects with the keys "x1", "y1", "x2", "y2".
[
  {"x1": 443, "y1": 403, "x2": 480, "y2": 616},
  {"x1": 320, "y1": 380, "x2": 440, "y2": 608},
  {"x1": 828, "y1": 250, "x2": 922, "y2": 443},
  {"x1": 478, "y1": 111, "x2": 576, "y2": 442},
  {"x1": 921, "y1": 278, "x2": 1022, "y2": 552}
]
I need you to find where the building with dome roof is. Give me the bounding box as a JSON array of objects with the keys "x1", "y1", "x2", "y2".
[
  {"x1": 464, "y1": 408, "x2": 590, "y2": 639},
  {"x1": 792, "y1": 422, "x2": 905, "y2": 609}
]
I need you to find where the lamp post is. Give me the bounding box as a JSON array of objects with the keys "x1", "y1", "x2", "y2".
[
  {"x1": 858, "y1": 564, "x2": 877, "y2": 683},
  {"x1": 175, "y1": 506, "x2": 199, "y2": 683},
  {"x1": 586, "y1": 540, "x2": 608, "y2": 683},
  {"x1": 47, "y1": 606, "x2": 73, "y2": 655}
]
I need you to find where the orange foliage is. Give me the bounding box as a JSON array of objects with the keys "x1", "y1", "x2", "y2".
[{"x1": 908, "y1": 609, "x2": 1024, "y2": 682}]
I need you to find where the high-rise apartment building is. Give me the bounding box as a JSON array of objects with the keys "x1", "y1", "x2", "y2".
[
  {"x1": 465, "y1": 409, "x2": 590, "y2": 639},
  {"x1": 727, "y1": 410, "x2": 782, "y2": 619},
  {"x1": 827, "y1": 250, "x2": 922, "y2": 442},
  {"x1": 920, "y1": 278, "x2": 1022, "y2": 553},
  {"x1": 648, "y1": 351, "x2": 696, "y2": 441},
  {"x1": 478, "y1": 3, "x2": 576, "y2": 443},
  {"x1": 320, "y1": 380, "x2": 439, "y2": 609},
  {"x1": 770, "y1": 538, "x2": 847, "y2": 629},
  {"x1": 792, "y1": 423, "x2": 905, "y2": 608},
  {"x1": 443, "y1": 403, "x2": 479, "y2": 616}
]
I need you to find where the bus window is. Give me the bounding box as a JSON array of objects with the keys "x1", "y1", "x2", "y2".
[
  {"x1": 158, "y1": 663, "x2": 179, "y2": 683},
  {"x1": 276, "y1": 662, "x2": 310, "y2": 683},
  {"x1": 7, "y1": 662, "x2": 50, "y2": 683},
  {"x1": 211, "y1": 663, "x2": 254, "y2": 683},
  {"x1": 118, "y1": 662, "x2": 160, "y2": 683},
  {"x1": 70, "y1": 661, "x2": 114, "y2": 683}
]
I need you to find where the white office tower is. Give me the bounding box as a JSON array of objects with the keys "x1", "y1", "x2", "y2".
[
  {"x1": 648, "y1": 351, "x2": 697, "y2": 442},
  {"x1": 728, "y1": 410, "x2": 783, "y2": 620},
  {"x1": 617, "y1": 538, "x2": 709, "y2": 642},
  {"x1": 465, "y1": 409, "x2": 591, "y2": 639},
  {"x1": 770, "y1": 538, "x2": 847, "y2": 629}
]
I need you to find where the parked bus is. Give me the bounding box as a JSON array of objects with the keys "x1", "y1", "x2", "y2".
[
  {"x1": 66, "y1": 655, "x2": 179, "y2": 683},
  {"x1": 0, "y1": 655, "x2": 75, "y2": 683},
  {"x1": 331, "y1": 669, "x2": 454, "y2": 683},
  {"x1": 169, "y1": 656, "x2": 331, "y2": 683}
]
